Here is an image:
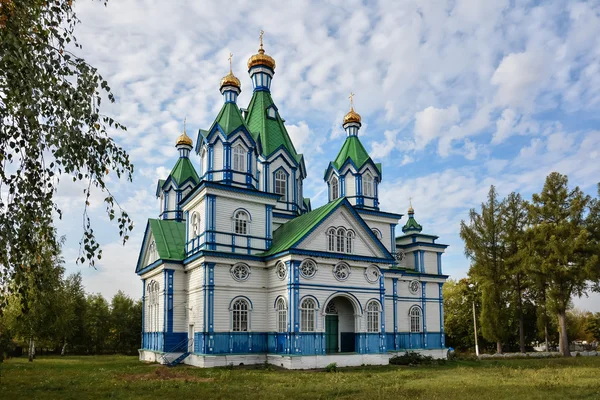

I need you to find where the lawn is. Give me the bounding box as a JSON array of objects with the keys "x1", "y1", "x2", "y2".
[{"x1": 1, "y1": 355, "x2": 599, "y2": 399}]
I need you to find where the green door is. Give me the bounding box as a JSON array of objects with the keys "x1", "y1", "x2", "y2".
[{"x1": 325, "y1": 315, "x2": 339, "y2": 354}]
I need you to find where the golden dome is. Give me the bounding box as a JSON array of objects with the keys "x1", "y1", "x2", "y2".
[
  {"x1": 247, "y1": 30, "x2": 276, "y2": 71},
  {"x1": 408, "y1": 205, "x2": 414, "y2": 214},
  {"x1": 220, "y1": 71, "x2": 241, "y2": 89},
  {"x1": 343, "y1": 107, "x2": 361, "y2": 125},
  {"x1": 176, "y1": 119, "x2": 193, "y2": 147}
]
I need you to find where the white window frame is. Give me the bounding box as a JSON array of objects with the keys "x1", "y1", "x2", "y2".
[
  {"x1": 346, "y1": 230, "x2": 355, "y2": 254},
  {"x1": 366, "y1": 301, "x2": 381, "y2": 333},
  {"x1": 146, "y1": 280, "x2": 160, "y2": 332},
  {"x1": 327, "y1": 228, "x2": 336, "y2": 252},
  {"x1": 232, "y1": 144, "x2": 246, "y2": 173},
  {"x1": 300, "y1": 298, "x2": 317, "y2": 332},
  {"x1": 231, "y1": 298, "x2": 251, "y2": 332},
  {"x1": 336, "y1": 227, "x2": 346, "y2": 253},
  {"x1": 276, "y1": 297, "x2": 287, "y2": 333},
  {"x1": 363, "y1": 173, "x2": 373, "y2": 197},
  {"x1": 233, "y1": 210, "x2": 250, "y2": 235},
  {"x1": 275, "y1": 169, "x2": 287, "y2": 199},
  {"x1": 409, "y1": 306, "x2": 422, "y2": 333},
  {"x1": 191, "y1": 212, "x2": 200, "y2": 237},
  {"x1": 331, "y1": 177, "x2": 339, "y2": 200}
]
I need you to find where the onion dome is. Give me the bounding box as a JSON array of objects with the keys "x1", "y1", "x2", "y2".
[
  {"x1": 176, "y1": 118, "x2": 193, "y2": 158},
  {"x1": 220, "y1": 71, "x2": 241, "y2": 90},
  {"x1": 247, "y1": 30, "x2": 276, "y2": 71},
  {"x1": 343, "y1": 107, "x2": 361, "y2": 125}
]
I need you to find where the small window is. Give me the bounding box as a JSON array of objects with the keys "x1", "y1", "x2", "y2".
[
  {"x1": 276, "y1": 298, "x2": 287, "y2": 333},
  {"x1": 275, "y1": 170, "x2": 287, "y2": 199},
  {"x1": 300, "y1": 298, "x2": 317, "y2": 332},
  {"x1": 336, "y1": 228, "x2": 346, "y2": 253},
  {"x1": 267, "y1": 107, "x2": 276, "y2": 119},
  {"x1": 346, "y1": 230, "x2": 355, "y2": 254},
  {"x1": 371, "y1": 228, "x2": 382, "y2": 240},
  {"x1": 410, "y1": 306, "x2": 422, "y2": 333},
  {"x1": 230, "y1": 263, "x2": 251, "y2": 282},
  {"x1": 232, "y1": 145, "x2": 246, "y2": 172},
  {"x1": 331, "y1": 177, "x2": 339, "y2": 200},
  {"x1": 332, "y1": 263, "x2": 351, "y2": 281},
  {"x1": 191, "y1": 212, "x2": 200, "y2": 237},
  {"x1": 327, "y1": 228, "x2": 336, "y2": 252},
  {"x1": 233, "y1": 210, "x2": 250, "y2": 235},
  {"x1": 364, "y1": 173, "x2": 373, "y2": 197},
  {"x1": 232, "y1": 298, "x2": 250, "y2": 332},
  {"x1": 367, "y1": 301, "x2": 381, "y2": 333},
  {"x1": 300, "y1": 259, "x2": 317, "y2": 279}
]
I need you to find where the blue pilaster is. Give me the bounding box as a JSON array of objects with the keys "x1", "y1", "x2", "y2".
[
  {"x1": 246, "y1": 149, "x2": 253, "y2": 187},
  {"x1": 439, "y1": 283, "x2": 445, "y2": 347},
  {"x1": 390, "y1": 224, "x2": 396, "y2": 256},
  {"x1": 141, "y1": 279, "x2": 146, "y2": 348},
  {"x1": 204, "y1": 262, "x2": 215, "y2": 353},
  {"x1": 379, "y1": 273, "x2": 386, "y2": 352},
  {"x1": 166, "y1": 270, "x2": 174, "y2": 332},
  {"x1": 224, "y1": 142, "x2": 232, "y2": 183},
  {"x1": 207, "y1": 145, "x2": 214, "y2": 181},
  {"x1": 264, "y1": 163, "x2": 270, "y2": 192},
  {"x1": 419, "y1": 250, "x2": 425, "y2": 273},
  {"x1": 413, "y1": 252, "x2": 419, "y2": 271},
  {"x1": 422, "y1": 282, "x2": 427, "y2": 348},
  {"x1": 437, "y1": 252, "x2": 442, "y2": 275},
  {"x1": 265, "y1": 205, "x2": 273, "y2": 247},
  {"x1": 340, "y1": 175, "x2": 345, "y2": 196}
]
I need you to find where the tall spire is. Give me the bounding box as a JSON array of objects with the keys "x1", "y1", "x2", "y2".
[
  {"x1": 343, "y1": 92, "x2": 361, "y2": 136},
  {"x1": 247, "y1": 30, "x2": 276, "y2": 92},
  {"x1": 176, "y1": 117, "x2": 193, "y2": 158},
  {"x1": 220, "y1": 52, "x2": 241, "y2": 103}
]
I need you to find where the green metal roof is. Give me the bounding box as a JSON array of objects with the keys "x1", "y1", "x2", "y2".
[
  {"x1": 168, "y1": 157, "x2": 200, "y2": 187},
  {"x1": 259, "y1": 197, "x2": 345, "y2": 256},
  {"x1": 329, "y1": 135, "x2": 381, "y2": 177},
  {"x1": 402, "y1": 213, "x2": 423, "y2": 233},
  {"x1": 209, "y1": 102, "x2": 248, "y2": 137},
  {"x1": 148, "y1": 219, "x2": 187, "y2": 261},
  {"x1": 245, "y1": 90, "x2": 302, "y2": 162}
]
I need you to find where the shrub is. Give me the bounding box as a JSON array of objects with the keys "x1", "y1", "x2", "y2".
[
  {"x1": 325, "y1": 362, "x2": 338, "y2": 372},
  {"x1": 389, "y1": 351, "x2": 434, "y2": 366}
]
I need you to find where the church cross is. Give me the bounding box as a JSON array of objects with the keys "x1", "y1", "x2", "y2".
[
  {"x1": 259, "y1": 30, "x2": 264, "y2": 49},
  {"x1": 409, "y1": 196, "x2": 413, "y2": 208},
  {"x1": 349, "y1": 92, "x2": 355, "y2": 109},
  {"x1": 228, "y1": 52, "x2": 233, "y2": 72},
  {"x1": 183, "y1": 117, "x2": 187, "y2": 133}
]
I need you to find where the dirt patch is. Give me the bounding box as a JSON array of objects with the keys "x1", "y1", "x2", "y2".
[{"x1": 120, "y1": 368, "x2": 214, "y2": 383}]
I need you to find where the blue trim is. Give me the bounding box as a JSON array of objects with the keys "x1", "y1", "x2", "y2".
[
  {"x1": 298, "y1": 294, "x2": 321, "y2": 309},
  {"x1": 180, "y1": 180, "x2": 280, "y2": 208},
  {"x1": 413, "y1": 252, "x2": 418, "y2": 271},
  {"x1": 439, "y1": 282, "x2": 445, "y2": 347},
  {"x1": 185, "y1": 211, "x2": 189, "y2": 242},
  {"x1": 167, "y1": 270, "x2": 174, "y2": 332},
  {"x1": 340, "y1": 175, "x2": 345, "y2": 197},
  {"x1": 422, "y1": 282, "x2": 427, "y2": 348},
  {"x1": 392, "y1": 278, "x2": 398, "y2": 334},
  {"x1": 272, "y1": 212, "x2": 295, "y2": 220},
  {"x1": 419, "y1": 250, "x2": 425, "y2": 273},
  {"x1": 264, "y1": 163, "x2": 270, "y2": 191},
  {"x1": 437, "y1": 252, "x2": 442, "y2": 275},
  {"x1": 207, "y1": 145, "x2": 214, "y2": 181},
  {"x1": 135, "y1": 221, "x2": 152, "y2": 273},
  {"x1": 323, "y1": 157, "x2": 382, "y2": 183},
  {"x1": 390, "y1": 224, "x2": 396, "y2": 255},
  {"x1": 266, "y1": 205, "x2": 273, "y2": 247},
  {"x1": 379, "y1": 273, "x2": 385, "y2": 351},
  {"x1": 356, "y1": 208, "x2": 403, "y2": 219},
  {"x1": 264, "y1": 248, "x2": 393, "y2": 264},
  {"x1": 292, "y1": 169, "x2": 297, "y2": 211},
  {"x1": 163, "y1": 270, "x2": 167, "y2": 334},
  {"x1": 207, "y1": 263, "x2": 215, "y2": 334},
  {"x1": 141, "y1": 279, "x2": 146, "y2": 346},
  {"x1": 272, "y1": 166, "x2": 289, "y2": 203},
  {"x1": 381, "y1": 268, "x2": 449, "y2": 279}
]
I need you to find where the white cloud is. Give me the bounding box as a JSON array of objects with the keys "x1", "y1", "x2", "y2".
[{"x1": 414, "y1": 105, "x2": 460, "y2": 150}]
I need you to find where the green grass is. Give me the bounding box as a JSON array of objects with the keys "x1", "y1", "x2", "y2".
[{"x1": 1, "y1": 355, "x2": 599, "y2": 399}]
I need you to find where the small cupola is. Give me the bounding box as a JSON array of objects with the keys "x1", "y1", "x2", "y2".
[
  {"x1": 220, "y1": 52, "x2": 241, "y2": 103},
  {"x1": 342, "y1": 92, "x2": 361, "y2": 136},
  {"x1": 247, "y1": 30, "x2": 276, "y2": 92},
  {"x1": 176, "y1": 118, "x2": 193, "y2": 158}
]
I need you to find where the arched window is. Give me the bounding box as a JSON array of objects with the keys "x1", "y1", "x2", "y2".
[
  {"x1": 276, "y1": 298, "x2": 287, "y2": 333},
  {"x1": 191, "y1": 212, "x2": 200, "y2": 237},
  {"x1": 300, "y1": 298, "x2": 317, "y2": 332},
  {"x1": 233, "y1": 210, "x2": 250, "y2": 235},
  {"x1": 364, "y1": 173, "x2": 373, "y2": 197},
  {"x1": 409, "y1": 306, "x2": 422, "y2": 333},
  {"x1": 366, "y1": 301, "x2": 381, "y2": 333},
  {"x1": 327, "y1": 228, "x2": 336, "y2": 251},
  {"x1": 331, "y1": 177, "x2": 339, "y2": 200},
  {"x1": 275, "y1": 169, "x2": 287, "y2": 199},
  {"x1": 146, "y1": 280, "x2": 160, "y2": 332},
  {"x1": 232, "y1": 145, "x2": 246, "y2": 172},
  {"x1": 346, "y1": 230, "x2": 355, "y2": 254},
  {"x1": 336, "y1": 227, "x2": 346, "y2": 253},
  {"x1": 148, "y1": 240, "x2": 157, "y2": 262},
  {"x1": 371, "y1": 228, "x2": 382, "y2": 240},
  {"x1": 231, "y1": 298, "x2": 250, "y2": 332}
]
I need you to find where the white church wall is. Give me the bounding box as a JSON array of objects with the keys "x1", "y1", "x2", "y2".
[
  {"x1": 266, "y1": 287, "x2": 288, "y2": 332},
  {"x1": 187, "y1": 265, "x2": 205, "y2": 331},
  {"x1": 424, "y1": 251, "x2": 439, "y2": 275},
  {"x1": 397, "y1": 301, "x2": 421, "y2": 332},
  {"x1": 384, "y1": 298, "x2": 394, "y2": 331},
  {"x1": 426, "y1": 301, "x2": 440, "y2": 331},
  {"x1": 172, "y1": 270, "x2": 187, "y2": 333},
  {"x1": 214, "y1": 196, "x2": 266, "y2": 237},
  {"x1": 404, "y1": 250, "x2": 416, "y2": 270},
  {"x1": 362, "y1": 220, "x2": 393, "y2": 253},
  {"x1": 344, "y1": 171, "x2": 355, "y2": 197},
  {"x1": 213, "y1": 140, "x2": 224, "y2": 171}
]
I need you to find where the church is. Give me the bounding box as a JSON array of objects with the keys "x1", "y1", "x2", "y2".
[{"x1": 135, "y1": 34, "x2": 449, "y2": 369}]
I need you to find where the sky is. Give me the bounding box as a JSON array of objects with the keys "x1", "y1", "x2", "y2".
[{"x1": 55, "y1": 0, "x2": 600, "y2": 312}]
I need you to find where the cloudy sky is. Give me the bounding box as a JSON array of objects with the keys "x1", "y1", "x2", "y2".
[{"x1": 57, "y1": 0, "x2": 600, "y2": 311}]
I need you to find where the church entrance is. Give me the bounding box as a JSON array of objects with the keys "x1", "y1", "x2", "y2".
[{"x1": 324, "y1": 296, "x2": 356, "y2": 353}]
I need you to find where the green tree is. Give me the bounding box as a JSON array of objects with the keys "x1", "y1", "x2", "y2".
[
  {"x1": 585, "y1": 312, "x2": 600, "y2": 342},
  {"x1": 501, "y1": 192, "x2": 529, "y2": 353},
  {"x1": 55, "y1": 273, "x2": 87, "y2": 355},
  {"x1": 0, "y1": 0, "x2": 133, "y2": 306},
  {"x1": 461, "y1": 185, "x2": 510, "y2": 353},
  {"x1": 84, "y1": 294, "x2": 110, "y2": 354},
  {"x1": 529, "y1": 172, "x2": 599, "y2": 356},
  {"x1": 109, "y1": 291, "x2": 141, "y2": 354},
  {"x1": 566, "y1": 309, "x2": 594, "y2": 343}
]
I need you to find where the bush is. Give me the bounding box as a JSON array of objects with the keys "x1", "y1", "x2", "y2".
[
  {"x1": 325, "y1": 362, "x2": 338, "y2": 372},
  {"x1": 389, "y1": 351, "x2": 435, "y2": 366}
]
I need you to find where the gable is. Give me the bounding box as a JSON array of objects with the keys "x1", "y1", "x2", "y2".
[
  {"x1": 136, "y1": 219, "x2": 187, "y2": 273},
  {"x1": 296, "y1": 205, "x2": 390, "y2": 259}
]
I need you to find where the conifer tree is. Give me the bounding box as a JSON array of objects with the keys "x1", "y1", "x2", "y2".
[
  {"x1": 528, "y1": 172, "x2": 598, "y2": 356},
  {"x1": 461, "y1": 185, "x2": 509, "y2": 353},
  {"x1": 501, "y1": 192, "x2": 528, "y2": 353}
]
